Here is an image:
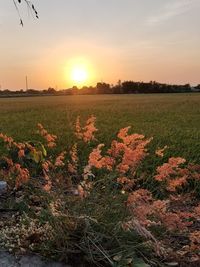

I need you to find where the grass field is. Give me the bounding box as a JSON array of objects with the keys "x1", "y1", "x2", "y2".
[
  {"x1": 1, "y1": 93, "x2": 200, "y2": 266},
  {"x1": 1, "y1": 93, "x2": 200, "y2": 162}
]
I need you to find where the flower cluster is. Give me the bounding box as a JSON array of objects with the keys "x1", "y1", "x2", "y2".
[
  {"x1": 117, "y1": 177, "x2": 135, "y2": 192},
  {"x1": 68, "y1": 144, "x2": 78, "y2": 174},
  {"x1": 88, "y1": 144, "x2": 115, "y2": 170},
  {"x1": 42, "y1": 160, "x2": 53, "y2": 192},
  {"x1": 2, "y1": 160, "x2": 30, "y2": 189},
  {"x1": 1, "y1": 115, "x2": 200, "y2": 263},
  {"x1": 75, "y1": 115, "x2": 98, "y2": 143},
  {"x1": 0, "y1": 133, "x2": 14, "y2": 146},
  {"x1": 109, "y1": 127, "x2": 152, "y2": 175},
  {"x1": 37, "y1": 123, "x2": 57, "y2": 148},
  {"x1": 190, "y1": 231, "x2": 200, "y2": 251},
  {"x1": 14, "y1": 164, "x2": 30, "y2": 189},
  {"x1": 126, "y1": 189, "x2": 195, "y2": 231},
  {"x1": 55, "y1": 151, "x2": 66, "y2": 167},
  {"x1": 155, "y1": 145, "x2": 168, "y2": 158},
  {"x1": 154, "y1": 157, "x2": 188, "y2": 192}
]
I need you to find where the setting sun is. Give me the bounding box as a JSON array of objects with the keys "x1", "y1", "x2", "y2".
[
  {"x1": 71, "y1": 65, "x2": 88, "y2": 84},
  {"x1": 64, "y1": 58, "x2": 96, "y2": 87}
]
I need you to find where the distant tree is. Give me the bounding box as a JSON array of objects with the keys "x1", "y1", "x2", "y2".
[
  {"x1": 183, "y1": 84, "x2": 191, "y2": 90},
  {"x1": 121, "y1": 81, "x2": 138, "y2": 94},
  {"x1": 71, "y1": 86, "x2": 78, "y2": 95},
  {"x1": 13, "y1": 0, "x2": 38, "y2": 26},
  {"x1": 96, "y1": 82, "x2": 111, "y2": 94},
  {"x1": 26, "y1": 89, "x2": 39, "y2": 94},
  {"x1": 47, "y1": 87, "x2": 56, "y2": 94}
]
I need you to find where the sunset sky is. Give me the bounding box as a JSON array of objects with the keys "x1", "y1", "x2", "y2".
[{"x1": 0, "y1": 0, "x2": 200, "y2": 90}]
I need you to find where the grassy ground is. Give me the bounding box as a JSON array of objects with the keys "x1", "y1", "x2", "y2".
[
  {"x1": 1, "y1": 93, "x2": 200, "y2": 266},
  {"x1": 0, "y1": 93, "x2": 200, "y2": 161}
]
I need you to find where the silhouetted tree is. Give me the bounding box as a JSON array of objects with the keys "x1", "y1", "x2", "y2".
[
  {"x1": 122, "y1": 81, "x2": 138, "y2": 93},
  {"x1": 96, "y1": 82, "x2": 111, "y2": 94},
  {"x1": 47, "y1": 87, "x2": 56, "y2": 94}
]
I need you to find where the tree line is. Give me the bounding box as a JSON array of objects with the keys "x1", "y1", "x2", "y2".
[{"x1": 0, "y1": 81, "x2": 200, "y2": 97}]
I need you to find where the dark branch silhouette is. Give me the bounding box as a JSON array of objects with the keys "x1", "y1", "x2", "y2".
[{"x1": 13, "y1": 0, "x2": 38, "y2": 26}]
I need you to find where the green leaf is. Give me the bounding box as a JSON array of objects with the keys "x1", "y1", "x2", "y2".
[
  {"x1": 30, "y1": 150, "x2": 41, "y2": 163},
  {"x1": 40, "y1": 143, "x2": 47, "y2": 157}
]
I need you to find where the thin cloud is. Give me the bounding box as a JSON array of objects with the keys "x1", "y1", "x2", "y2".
[{"x1": 147, "y1": 0, "x2": 199, "y2": 26}]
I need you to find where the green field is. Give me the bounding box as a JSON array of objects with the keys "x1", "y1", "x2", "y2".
[{"x1": 1, "y1": 93, "x2": 200, "y2": 162}]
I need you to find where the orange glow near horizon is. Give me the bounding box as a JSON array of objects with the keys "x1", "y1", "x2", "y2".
[{"x1": 64, "y1": 57, "x2": 96, "y2": 88}]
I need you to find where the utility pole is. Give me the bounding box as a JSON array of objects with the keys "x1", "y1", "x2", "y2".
[{"x1": 25, "y1": 76, "x2": 28, "y2": 91}]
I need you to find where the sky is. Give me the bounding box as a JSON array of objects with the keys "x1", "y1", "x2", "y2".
[{"x1": 0, "y1": 0, "x2": 200, "y2": 90}]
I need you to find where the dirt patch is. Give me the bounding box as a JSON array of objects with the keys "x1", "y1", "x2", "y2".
[{"x1": 0, "y1": 250, "x2": 71, "y2": 267}]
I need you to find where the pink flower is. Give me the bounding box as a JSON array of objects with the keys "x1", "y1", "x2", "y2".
[
  {"x1": 155, "y1": 146, "x2": 168, "y2": 158},
  {"x1": 55, "y1": 152, "x2": 66, "y2": 167},
  {"x1": 18, "y1": 149, "x2": 25, "y2": 158},
  {"x1": 75, "y1": 115, "x2": 98, "y2": 143},
  {"x1": 37, "y1": 123, "x2": 57, "y2": 148},
  {"x1": 68, "y1": 144, "x2": 78, "y2": 174}
]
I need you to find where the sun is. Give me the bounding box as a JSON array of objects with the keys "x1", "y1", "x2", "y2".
[
  {"x1": 71, "y1": 65, "x2": 88, "y2": 84},
  {"x1": 64, "y1": 58, "x2": 96, "y2": 87}
]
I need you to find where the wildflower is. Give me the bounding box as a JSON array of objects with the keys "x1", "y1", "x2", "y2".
[
  {"x1": 75, "y1": 115, "x2": 98, "y2": 143},
  {"x1": 88, "y1": 144, "x2": 115, "y2": 170},
  {"x1": 190, "y1": 231, "x2": 200, "y2": 248},
  {"x1": 154, "y1": 157, "x2": 188, "y2": 192},
  {"x1": 108, "y1": 141, "x2": 126, "y2": 157},
  {"x1": 88, "y1": 144, "x2": 104, "y2": 168},
  {"x1": 55, "y1": 151, "x2": 66, "y2": 167},
  {"x1": 126, "y1": 187, "x2": 195, "y2": 232},
  {"x1": 0, "y1": 133, "x2": 14, "y2": 146},
  {"x1": 167, "y1": 176, "x2": 187, "y2": 192},
  {"x1": 43, "y1": 182, "x2": 52, "y2": 192},
  {"x1": 155, "y1": 146, "x2": 168, "y2": 158},
  {"x1": 68, "y1": 163, "x2": 76, "y2": 174},
  {"x1": 42, "y1": 160, "x2": 52, "y2": 191},
  {"x1": 47, "y1": 142, "x2": 56, "y2": 148},
  {"x1": 3, "y1": 157, "x2": 14, "y2": 167},
  {"x1": 37, "y1": 123, "x2": 57, "y2": 148},
  {"x1": 68, "y1": 144, "x2": 78, "y2": 174},
  {"x1": 155, "y1": 157, "x2": 186, "y2": 181},
  {"x1": 42, "y1": 161, "x2": 51, "y2": 173},
  {"x1": 83, "y1": 115, "x2": 98, "y2": 143},
  {"x1": 127, "y1": 189, "x2": 152, "y2": 207},
  {"x1": 117, "y1": 126, "x2": 144, "y2": 146},
  {"x1": 14, "y1": 164, "x2": 30, "y2": 189},
  {"x1": 83, "y1": 164, "x2": 95, "y2": 181},
  {"x1": 117, "y1": 177, "x2": 135, "y2": 190},
  {"x1": 18, "y1": 149, "x2": 25, "y2": 158},
  {"x1": 117, "y1": 138, "x2": 152, "y2": 174}
]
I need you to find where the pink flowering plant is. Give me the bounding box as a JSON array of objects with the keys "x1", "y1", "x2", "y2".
[{"x1": 1, "y1": 116, "x2": 200, "y2": 266}]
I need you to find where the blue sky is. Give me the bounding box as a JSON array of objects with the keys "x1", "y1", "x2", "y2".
[{"x1": 0, "y1": 0, "x2": 200, "y2": 89}]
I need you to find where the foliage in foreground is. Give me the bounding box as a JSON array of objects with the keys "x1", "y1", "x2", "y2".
[{"x1": 1, "y1": 116, "x2": 200, "y2": 266}]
